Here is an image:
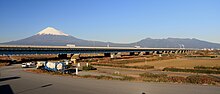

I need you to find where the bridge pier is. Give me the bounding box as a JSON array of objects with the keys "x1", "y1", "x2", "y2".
[
  {"x1": 110, "y1": 53, "x2": 116, "y2": 58},
  {"x1": 187, "y1": 50, "x2": 194, "y2": 54},
  {"x1": 138, "y1": 51, "x2": 146, "y2": 56},
  {"x1": 111, "y1": 52, "x2": 122, "y2": 59},
  {"x1": 157, "y1": 51, "x2": 163, "y2": 54},
  {"x1": 175, "y1": 51, "x2": 179, "y2": 54},
  {"x1": 153, "y1": 51, "x2": 157, "y2": 55},
  {"x1": 179, "y1": 50, "x2": 183, "y2": 54},
  {"x1": 169, "y1": 51, "x2": 174, "y2": 54},
  {"x1": 67, "y1": 54, "x2": 74, "y2": 58},
  {"x1": 182, "y1": 50, "x2": 186, "y2": 54},
  {"x1": 149, "y1": 51, "x2": 154, "y2": 55},
  {"x1": 162, "y1": 51, "x2": 169, "y2": 56},
  {"x1": 71, "y1": 54, "x2": 80, "y2": 64}
]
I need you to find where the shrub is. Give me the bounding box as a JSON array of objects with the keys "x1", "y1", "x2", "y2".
[
  {"x1": 194, "y1": 66, "x2": 220, "y2": 71},
  {"x1": 112, "y1": 59, "x2": 145, "y2": 64},
  {"x1": 163, "y1": 67, "x2": 220, "y2": 74},
  {"x1": 120, "y1": 76, "x2": 135, "y2": 81},
  {"x1": 186, "y1": 75, "x2": 220, "y2": 84},
  {"x1": 96, "y1": 75, "x2": 115, "y2": 80},
  {"x1": 0, "y1": 63, "x2": 10, "y2": 67},
  {"x1": 82, "y1": 65, "x2": 97, "y2": 71},
  {"x1": 139, "y1": 72, "x2": 169, "y2": 82},
  {"x1": 168, "y1": 76, "x2": 186, "y2": 83},
  {"x1": 79, "y1": 75, "x2": 120, "y2": 80},
  {"x1": 80, "y1": 59, "x2": 98, "y2": 62},
  {"x1": 92, "y1": 63, "x2": 154, "y2": 69},
  {"x1": 139, "y1": 72, "x2": 167, "y2": 78},
  {"x1": 127, "y1": 65, "x2": 154, "y2": 69}
]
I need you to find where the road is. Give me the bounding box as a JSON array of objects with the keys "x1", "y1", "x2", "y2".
[{"x1": 0, "y1": 64, "x2": 219, "y2": 94}]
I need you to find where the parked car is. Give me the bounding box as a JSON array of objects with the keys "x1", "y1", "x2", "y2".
[
  {"x1": 21, "y1": 63, "x2": 28, "y2": 68},
  {"x1": 21, "y1": 62, "x2": 35, "y2": 68}
]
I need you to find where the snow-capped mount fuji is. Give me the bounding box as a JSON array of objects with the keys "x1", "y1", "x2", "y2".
[
  {"x1": 2, "y1": 27, "x2": 111, "y2": 46},
  {"x1": 36, "y1": 27, "x2": 69, "y2": 36}
]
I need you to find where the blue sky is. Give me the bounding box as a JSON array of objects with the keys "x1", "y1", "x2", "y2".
[{"x1": 0, "y1": 0, "x2": 219, "y2": 43}]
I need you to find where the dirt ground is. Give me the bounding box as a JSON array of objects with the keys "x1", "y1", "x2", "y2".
[
  {"x1": 88, "y1": 55, "x2": 220, "y2": 79},
  {"x1": 126, "y1": 58, "x2": 220, "y2": 69},
  {"x1": 7, "y1": 51, "x2": 219, "y2": 85}
]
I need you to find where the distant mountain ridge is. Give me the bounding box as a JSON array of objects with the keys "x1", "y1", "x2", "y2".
[
  {"x1": 132, "y1": 38, "x2": 220, "y2": 48},
  {"x1": 2, "y1": 27, "x2": 220, "y2": 48}
]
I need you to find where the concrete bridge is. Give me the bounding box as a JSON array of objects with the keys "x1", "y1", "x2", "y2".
[
  {"x1": 0, "y1": 45, "x2": 196, "y2": 63},
  {"x1": 0, "y1": 45, "x2": 194, "y2": 55}
]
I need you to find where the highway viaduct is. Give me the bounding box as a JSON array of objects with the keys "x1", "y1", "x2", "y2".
[
  {"x1": 0, "y1": 45, "x2": 195, "y2": 55},
  {"x1": 0, "y1": 45, "x2": 196, "y2": 63}
]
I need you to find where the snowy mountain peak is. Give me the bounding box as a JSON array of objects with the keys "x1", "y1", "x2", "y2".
[{"x1": 37, "y1": 27, "x2": 69, "y2": 36}]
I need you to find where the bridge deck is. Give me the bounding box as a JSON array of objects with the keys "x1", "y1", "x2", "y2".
[{"x1": 0, "y1": 45, "x2": 195, "y2": 55}]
